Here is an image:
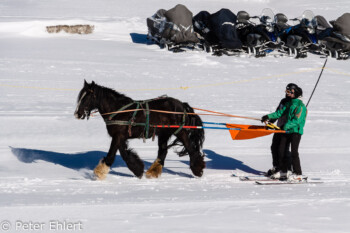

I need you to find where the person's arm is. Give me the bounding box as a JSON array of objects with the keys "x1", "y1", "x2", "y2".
[{"x1": 267, "y1": 105, "x2": 286, "y2": 120}]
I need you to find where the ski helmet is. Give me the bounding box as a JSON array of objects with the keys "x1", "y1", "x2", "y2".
[
  {"x1": 286, "y1": 83, "x2": 302, "y2": 98},
  {"x1": 286, "y1": 83, "x2": 298, "y2": 91}
]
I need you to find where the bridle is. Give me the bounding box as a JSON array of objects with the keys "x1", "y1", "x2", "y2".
[{"x1": 76, "y1": 89, "x2": 96, "y2": 120}]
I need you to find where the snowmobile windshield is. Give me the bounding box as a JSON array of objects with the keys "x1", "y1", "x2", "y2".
[
  {"x1": 301, "y1": 10, "x2": 317, "y2": 34},
  {"x1": 260, "y1": 8, "x2": 275, "y2": 32}
]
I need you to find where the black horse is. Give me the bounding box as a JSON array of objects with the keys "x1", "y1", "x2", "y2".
[{"x1": 74, "y1": 81, "x2": 205, "y2": 179}]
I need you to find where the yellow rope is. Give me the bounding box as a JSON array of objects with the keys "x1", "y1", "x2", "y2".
[
  {"x1": 325, "y1": 68, "x2": 350, "y2": 77},
  {"x1": 0, "y1": 66, "x2": 347, "y2": 92}
]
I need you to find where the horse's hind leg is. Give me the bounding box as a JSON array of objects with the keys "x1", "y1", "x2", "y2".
[
  {"x1": 146, "y1": 131, "x2": 172, "y2": 178},
  {"x1": 175, "y1": 131, "x2": 205, "y2": 177},
  {"x1": 119, "y1": 141, "x2": 144, "y2": 178}
]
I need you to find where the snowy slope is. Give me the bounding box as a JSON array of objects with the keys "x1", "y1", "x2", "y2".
[{"x1": 1, "y1": 0, "x2": 350, "y2": 232}]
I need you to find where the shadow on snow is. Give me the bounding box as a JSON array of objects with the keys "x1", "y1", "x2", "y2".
[
  {"x1": 10, "y1": 147, "x2": 191, "y2": 178},
  {"x1": 10, "y1": 147, "x2": 263, "y2": 178},
  {"x1": 203, "y1": 149, "x2": 264, "y2": 175}
]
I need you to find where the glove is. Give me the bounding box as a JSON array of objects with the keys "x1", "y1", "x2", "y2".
[
  {"x1": 268, "y1": 118, "x2": 277, "y2": 124},
  {"x1": 261, "y1": 115, "x2": 269, "y2": 123}
]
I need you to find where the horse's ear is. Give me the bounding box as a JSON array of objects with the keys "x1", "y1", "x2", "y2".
[
  {"x1": 84, "y1": 79, "x2": 89, "y2": 88},
  {"x1": 91, "y1": 81, "x2": 95, "y2": 87}
]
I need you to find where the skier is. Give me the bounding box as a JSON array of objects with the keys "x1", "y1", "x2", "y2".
[{"x1": 261, "y1": 83, "x2": 307, "y2": 181}]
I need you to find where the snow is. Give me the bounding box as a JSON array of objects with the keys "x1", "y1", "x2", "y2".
[{"x1": 1, "y1": 0, "x2": 350, "y2": 232}]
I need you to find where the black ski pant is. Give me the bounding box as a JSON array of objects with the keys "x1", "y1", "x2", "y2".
[
  {"x1": 278, "y1": 133, "x2": 302, "y2": 175},
  {"x1": 271, "y1": 133, "x2": 291, "y2": 171}
]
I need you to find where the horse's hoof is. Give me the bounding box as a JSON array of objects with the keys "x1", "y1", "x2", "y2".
[
  {"x1": 94, "y1": 159, "x2": 110, "y2": 180},
  {"x1": 191, "y1": 167, "x2": 203, "y2": 177},
  {"x1": 145, "y1": 159, "x2": 163, "y2": 179}
]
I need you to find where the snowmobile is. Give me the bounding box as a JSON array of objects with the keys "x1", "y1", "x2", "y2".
[
  {"x1": 315, "y1": 13, "x2": 350, "y2": 60},
  {"x1": 146, "y1": 4, "x2": 201, "y2": 52},
  {"x1": 236, "y1": 10, "x2": 254, "y2": 38},
  {"x1": 192, "y1": 8, "x2": 243, "y2": 56},
  {"x1": 242, "y1": 8, "x2": 283, "y2": 57},
  {"x1": 235, "y1": 10, "x2": 260, "y2": 56},
  {"x1": 277, "y1": 10, "x2": 321, "y2": 58}
]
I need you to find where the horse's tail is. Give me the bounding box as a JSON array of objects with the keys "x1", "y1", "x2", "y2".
[{"x1": 169, "y1": 102, "x2": 205, "y2": 157}]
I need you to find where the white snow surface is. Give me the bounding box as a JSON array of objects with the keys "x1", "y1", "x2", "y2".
[{"x1": 1, "y1": 0, "x2": 350, "y2": 232}]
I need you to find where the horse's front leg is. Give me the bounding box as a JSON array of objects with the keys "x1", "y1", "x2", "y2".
[
  {"x1": 146, "y1": 131, "x2": 172, "y2": 178},
  {"x1": 94, "y1": 137, "x2": 119, "y2": 180},
  {"x1": 176, "y1": 131, "x2": 205, "y2": 177}
]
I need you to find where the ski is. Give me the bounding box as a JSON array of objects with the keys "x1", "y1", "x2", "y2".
[
  {"x1": 255, "y1": 179, "x2": 324, "y2": 185},
  {"x1": 238, "y1": 176, "x2": 274, "y2": 182},
  {"x1": 232, "y1": 174, "x2": 323, "y2": 184},
  {"x1": 232, "y1": 174, "x2": 276, "y2": 182}
]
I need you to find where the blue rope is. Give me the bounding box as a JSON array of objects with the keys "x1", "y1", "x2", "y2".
[
  {"x1": 203, "y1": 121, "x2": 227, "y2": 126},
  {"x1": 202, "y1": 126, "x2": 240, "y2": 131}
]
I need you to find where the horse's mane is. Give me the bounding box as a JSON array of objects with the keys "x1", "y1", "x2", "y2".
[{"x1": 93, "y1": 83, "x2": 133, "y2": 106}]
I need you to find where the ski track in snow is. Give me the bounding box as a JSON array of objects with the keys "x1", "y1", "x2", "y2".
[{"x1": 1, "y1": 0, "x2": 350, "y2": 232}]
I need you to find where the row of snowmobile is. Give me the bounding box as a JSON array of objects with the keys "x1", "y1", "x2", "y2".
[{"x1": 146, "y1": 4, "x2": 350, "y2": 60}]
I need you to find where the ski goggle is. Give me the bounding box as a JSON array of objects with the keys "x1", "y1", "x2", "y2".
[{"x1": 285, "y1": 89, "x2": 295, "y2": 94}]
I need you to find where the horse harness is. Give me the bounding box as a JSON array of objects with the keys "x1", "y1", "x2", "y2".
[{"x1": 104, "y1": 96, "x2": 188, "y2": 140}]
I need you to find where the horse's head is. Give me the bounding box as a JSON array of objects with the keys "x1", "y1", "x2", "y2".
[{"x1": 74, "y1": 80, "x2": 98, "y2": 120}]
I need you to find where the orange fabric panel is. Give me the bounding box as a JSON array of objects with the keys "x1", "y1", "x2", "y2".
[{"x1": 226, "y1": 124, "x2": 285, "y2": 140}]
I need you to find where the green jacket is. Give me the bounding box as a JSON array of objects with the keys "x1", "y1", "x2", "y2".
[{"x1": 267, "y1": 98, "x2": 307, "y2": 135}]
